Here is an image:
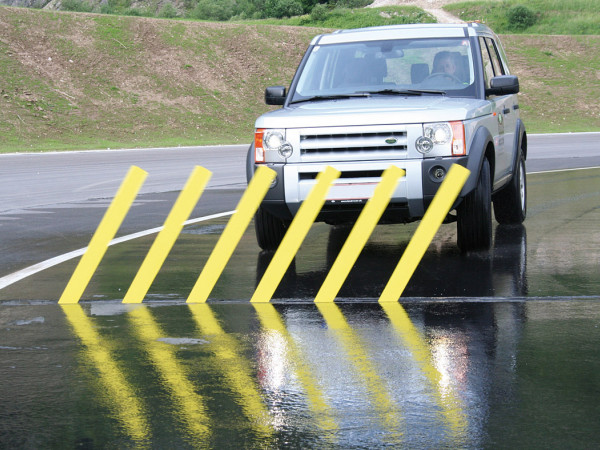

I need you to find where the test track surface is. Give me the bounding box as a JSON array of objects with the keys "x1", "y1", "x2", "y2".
[{"x1": 0, "y1": 133, "x2": 599, "y2": 293}]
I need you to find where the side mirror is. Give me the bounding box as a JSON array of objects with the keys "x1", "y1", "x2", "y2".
[
  {"x1": 486, "y1": 75, "x2": 519, "y2": 96},
  {"x1": 265, "y1": 86, "x2": 287, "y2": 105}
]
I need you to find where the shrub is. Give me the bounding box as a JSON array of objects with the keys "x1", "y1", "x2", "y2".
[
  {"x1": 158, "y1": 2, "x2": 178, "y2": 18},
  {"x1": 191, "y1": 0, "x2": 237, "y2": 20},
  {"x1": 61, "y1": 0, "x2": 94, "y2": 12},
  {"x1": 265, "y1": 0, "x2": 304, "y2": 18},
  {"x1": 335, "y1": 0, "x2": 372, "y2": 8},
  {"x1": 310, "y1": 3, "x2": 328, "y2": 21},
  {"x1": 124, "y1": 7, "x2": 144, "y2": 16},
  {"x1": 506, "y1": 4, "x2": 537, "y2": 30}
]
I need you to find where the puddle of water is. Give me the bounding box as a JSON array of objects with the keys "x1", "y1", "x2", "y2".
[{"x1": 1, "y1": 301, "x2": 599, "y2": 448}]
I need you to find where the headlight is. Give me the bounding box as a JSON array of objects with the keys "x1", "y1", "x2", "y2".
[
  {"x1": 425, "y1": 123, "x2": 452, "y2": 144},
  {"x1": 420, "y1": 121, "x2": 466, "y2": 156},
  {"x1": 264, "y1": 131, "x2": 285, "y2": 151},
  {"x1": 254, "y1": 129, "x2": 294, "y2": 163}
]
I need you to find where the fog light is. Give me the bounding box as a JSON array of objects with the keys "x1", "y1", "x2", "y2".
[
  {"x1": 416, "y1": 136, "x2": 433, "y2": 154},
  {"x1": 278, "y1": 142, "x2": 293, "y2": 159},
  {"x1": 269, "y1": 174, "x2": 278, "y2": 189},
  {"x1": 430, "y1": 166, "x2": 447, "y2": 182}
]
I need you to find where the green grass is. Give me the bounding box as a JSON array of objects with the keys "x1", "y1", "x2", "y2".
[
  {"x1": 0, "y1": 5, "x2": 599, "y2": 153},
  {"x1": 445, "y1": 0, "x2": 600, "y2": 35},
  {"x1": 502, "y1": 34, "x2": 600, "y2": 133}
]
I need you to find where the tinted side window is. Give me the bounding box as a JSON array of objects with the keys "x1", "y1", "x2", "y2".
[
  {"x1": 485, "y1": 38, "x2": 506, "y2": 76},
  {"x1": 478, "y1": 37, "x2": 494, "y2": 90}
]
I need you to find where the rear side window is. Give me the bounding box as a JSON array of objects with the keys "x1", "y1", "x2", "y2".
[
  {"x1": 479, "y1": 37, "x2": 506, "y2": 90},
  {"x1": 485, "y1": 38, "x2": 506, "y2": 76}
]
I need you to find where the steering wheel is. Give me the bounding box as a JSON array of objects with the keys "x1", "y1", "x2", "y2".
[{"x1": 424, "y1": 72, "x2": 463, "y2": 84}]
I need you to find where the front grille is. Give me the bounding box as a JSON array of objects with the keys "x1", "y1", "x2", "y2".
[{"x1": 300, "y1": 131, "x2": 407, "y2": 156}]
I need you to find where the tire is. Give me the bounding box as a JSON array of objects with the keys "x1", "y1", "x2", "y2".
[
  {"x1": 255, "y1": 206, "x2": 288, "y2": 251},
  {"x1": 457, "y1": 158, "x2": 492, "y2": 252},
  {"x1": 493, "y1": 152, "x2": 526, "y2": 224}
]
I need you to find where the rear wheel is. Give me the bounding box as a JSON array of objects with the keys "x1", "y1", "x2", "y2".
[
  {"x1": 255, "y1": 206, "x2": 288, "y2": 251},
  {"x1": 493, "y1": 152, "x2": 526, "y2": 224},
  {"x1": 457, "y1": 158, "x2": 492, "y2": 252}
]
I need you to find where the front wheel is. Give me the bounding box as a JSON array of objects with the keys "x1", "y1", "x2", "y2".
[
  {"x1": 457, "y1": 158, "x2": 492, "y2": 252},
  {"x1": 254, "y1": 206, "x2": 288, "y2": 251},
  {"x1": 493, "y1": 152, "x2": 526, "y2": 224}
]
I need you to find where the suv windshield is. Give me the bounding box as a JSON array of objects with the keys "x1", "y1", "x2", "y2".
[{"x1": 291, "y1": 37, "x2": 476, "y2": 103}]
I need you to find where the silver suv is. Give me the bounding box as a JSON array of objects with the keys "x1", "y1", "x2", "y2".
[{"x1": 247, "y1": 23, "x2": 527, "y2": 252}]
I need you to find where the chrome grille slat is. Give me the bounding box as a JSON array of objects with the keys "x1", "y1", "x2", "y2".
[{"x1": 300, "y1": 131, "x2": 407, "y2": 155}]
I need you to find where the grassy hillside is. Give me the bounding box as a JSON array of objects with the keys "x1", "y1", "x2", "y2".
[
  {"x1": 0, "y1": 6, "x2": 599, "y2": 153},
  {"x1": 0, "y1": 7, "x2": 323, "y2": 151},
  {"x1": 445, "y1": 0, "x2": 600, "y2": 35}
]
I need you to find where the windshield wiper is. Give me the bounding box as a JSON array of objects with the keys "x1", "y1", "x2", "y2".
[
  {"x1": 359, "y1": 89, "x2": 447, "y2": 96},
  {"x1": 290, "y1": 93, "x2": 370, "y2": 105}
]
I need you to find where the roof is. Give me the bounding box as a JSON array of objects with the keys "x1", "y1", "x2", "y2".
[{"x1": 311, "y1": 22, "x2": 494, "y2": 46}]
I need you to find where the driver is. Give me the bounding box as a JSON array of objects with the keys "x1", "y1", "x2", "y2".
[{"x1": 432, "y1": 51, "x2": 457, "y2": 76}]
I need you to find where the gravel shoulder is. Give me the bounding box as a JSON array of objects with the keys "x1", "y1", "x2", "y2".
[{"x1": 368, "y1": 0, "x2": 465, "y2": 23}]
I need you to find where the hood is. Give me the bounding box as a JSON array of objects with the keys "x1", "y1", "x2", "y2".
[{"x1": 255, "y1": 96, "x2": 492, "y2": 129}]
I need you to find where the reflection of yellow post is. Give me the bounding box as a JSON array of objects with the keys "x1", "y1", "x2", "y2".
[
  {"x1": 128, "y1": 307, "x2": 210, "y2": 441},
  {"x1": 316, "y1": 302, "x2": 403, "y2": 440},
  {"x1": 62, "y1": 305, "x2": 149, "y2": 442},
  {"x1": 188, "y1": 166, "x2": 276, "y2": 303},
  {"x1": 59, "y1": 166, "x2": 147, "y2": 304},
  {"x1": 124, "y1": 166, "x2": 212, "y2": 304},
  {"x1": 188, "y1": 304, "x2": 272, "y2": 437},
  {"x1": 315, "y1": 166, "x2": 405, "y2": 303},
  {"x1": 251, "y1": 166, "x2": 340, "y2": 303},
  {"x1": 380, "y1": 164, "x2": 470, "y2": 302},
  {"x1": 253, "y1": 303, "x2": 337, "y2": 434},
  {"x1": 380, "y1": 302, "x2": 466, "y2": 438}
]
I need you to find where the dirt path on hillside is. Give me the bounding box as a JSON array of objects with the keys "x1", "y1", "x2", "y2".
[{"x1": 368, "y1": 0, "x2": 466, "y2": 23}]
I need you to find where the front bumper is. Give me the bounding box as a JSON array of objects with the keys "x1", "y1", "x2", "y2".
[{"x1": 257, "y1": 156, "x2": 469, "y2": 223}]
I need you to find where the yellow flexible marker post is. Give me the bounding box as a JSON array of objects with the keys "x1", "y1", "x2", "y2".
[
  {"x1": 59, "y1": 166, "x2": 147, "y2": 304},
  {"x1": 314, "y1": 166, "x2": 405, "y2": 303},
  {"x1": 187, "y1": 166, "x2": 276, "y2": 303},
  {"x1": 251, "y1": 166, "x2": 340, "y2": 303},
  {"x1": 379, "y1": 164, "x2": 470, "y2": 302},
  {"x1": 123, "y1": 166, "x2": 211, "y2": 304}
]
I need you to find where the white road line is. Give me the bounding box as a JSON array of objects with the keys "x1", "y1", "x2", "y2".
[
  {"x1": 0, "y1": 210, "x2": 235, "y2": 291},
  {"x1": 528, "y1": 166, "x2": 600, "y2": 175},
  {"x1": 2, "y1": 163, "x2": 600, "y2": 292}
]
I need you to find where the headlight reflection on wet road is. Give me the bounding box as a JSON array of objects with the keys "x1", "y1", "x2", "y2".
[{"x1": 57, "y1": 302, "x2": 478, "y2": 448}]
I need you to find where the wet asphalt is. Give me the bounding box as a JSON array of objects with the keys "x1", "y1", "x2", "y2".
[{"x1": 1, "y1": 140, "x2": 600, "y2": 447}]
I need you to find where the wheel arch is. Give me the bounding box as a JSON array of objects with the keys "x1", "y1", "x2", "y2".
[
  {"x1": 461, "y1": 126, "x2": 494, "y2": 197},
  {"x1": 246, "y1": 143, "x2": 255, "y2": 183}
]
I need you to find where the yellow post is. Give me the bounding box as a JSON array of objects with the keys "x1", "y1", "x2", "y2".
[
  {"x1": 251, "y1": 166, "x2": 340, "y2": 303},
  {"x1": 187, "y1": 166, "x2": 276, "y2": 303},
  {"x1": 314, "y1": 166, "x2": 404, "y2": 303},
  {"x1": 379, "y1": 164, "x2": 469, "y2": 302},
  {"x1": 59, "y1": 166, "x2": 147, "y2": 304},
  {"x1": 123, "y1": 166, "x2": 211, "y2": 304}
]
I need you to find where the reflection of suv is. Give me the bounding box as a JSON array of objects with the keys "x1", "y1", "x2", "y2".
[{"x1": 247, "y1": 23, "x2": 527, "y2": 252}]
